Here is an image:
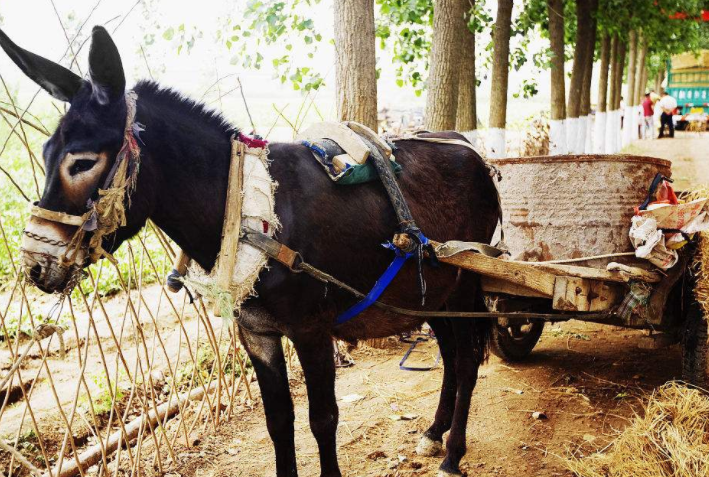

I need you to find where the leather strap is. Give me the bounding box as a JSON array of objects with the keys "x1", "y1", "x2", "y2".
[{"x1": 28, "y1": 202, "x2": 86, "y2": 227}]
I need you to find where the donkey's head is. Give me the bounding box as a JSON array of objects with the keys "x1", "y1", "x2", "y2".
[{"x1": 1, "y1": 26, "x2": 133, "y2": 293}]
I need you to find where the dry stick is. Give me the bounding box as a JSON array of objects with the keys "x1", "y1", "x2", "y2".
[
  {"x1": 5, "y1": 287, "x2": 64, "y2": 477},
  {"x1": 237, "y1": 77, "x2": 257, "y2": 134},
  {"x1": 48, "y1": 0, "x2": 84, "y2": 76},
  {"x1": 41, "y1": 381, "x2": 219, "y2": 477},
  {"x1": 0, "y1": 439, "x2": 43, "y2": 477},
  {"x1": 82, "y1": 271, "x2": 139, "y2": 477},
  {"x1": 272, "y1": 104, "x2": 299, "y2": 135},
  {"x1": 111, "y1": 0, "x2": 142, "y2": 35},
  {"x1": 147, "y1": 221, "x2": 176, "y2": 259},
  {"x1": 0, "y1": 72, "x2": 47, "y2": 178},
  {"x1": 139, "y1": 46, "x2": 154, "y2": 81},
  {"x1": 0, "y1": 106, "x2": 50, "y2": 136},
  {"x1": 123, "y1": 245, "x2": 173, "y2": 469},
  {"x1": 195, "y1": 298, "x2": 235, "y2": 404},
  {"x1": 75, "y1": 289, "x2": 135, "y2": 477},
  {"x1": 265, "y1": 104, "x2": 289, "y2": 139},
  {"x1": 0, "y1": 100, "x2": 51, "y2": 133},
  {"x1": 135, "y1": 233, "x2": 221, "y2": 443},
  {"x1": 0, "y1": 109, "x2": 46, "y2": 176}
]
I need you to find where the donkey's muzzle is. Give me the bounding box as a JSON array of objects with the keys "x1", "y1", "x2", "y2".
[{"x1": 21, "y1": 251, "x2": 74, "y2": 293}]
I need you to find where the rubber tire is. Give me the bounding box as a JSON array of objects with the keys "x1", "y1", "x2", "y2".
[
  {"x1": 682, "y1": 299, "x2": 709, "y2": 388},
  {"x1": 490, "y1": 321, "x2": 544, "y2": 362}
]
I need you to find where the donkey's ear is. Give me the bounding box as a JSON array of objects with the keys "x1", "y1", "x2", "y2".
[
  {"x1": 88, "y1": 26, "x2": 125, "y2": 105},
  {"x1": 0, "y1": 28, "x2": 83, "y2": 102}
]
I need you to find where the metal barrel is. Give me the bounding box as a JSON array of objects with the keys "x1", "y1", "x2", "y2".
[{"x1": 490, "y1": 154, "x2": 672, "y2": 262}]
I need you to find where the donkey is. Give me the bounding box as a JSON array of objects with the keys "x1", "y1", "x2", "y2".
[{"x1": 2, "y1": 26, "x2": 501, "y2": 476}]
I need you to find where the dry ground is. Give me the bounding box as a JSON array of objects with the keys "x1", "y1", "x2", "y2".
[{"x1": 164, "y1": 132, "x2": 709, "y2": 477}]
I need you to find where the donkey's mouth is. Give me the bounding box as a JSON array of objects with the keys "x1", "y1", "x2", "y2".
[{"x1": 22, "y1": 254, "x2": 80, "y2": 294}]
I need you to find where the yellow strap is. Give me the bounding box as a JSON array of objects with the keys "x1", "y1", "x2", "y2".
[{"x1": 28, "y1": 202, "x2": 87, "y2": 227}]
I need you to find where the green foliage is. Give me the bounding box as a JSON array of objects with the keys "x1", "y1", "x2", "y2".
[
  {"x1": 80, "y1": 372, "x2": 127, "y2": 417},
  {"x1": 376, "y1": 0, "x2": 433, "y2": 95}
]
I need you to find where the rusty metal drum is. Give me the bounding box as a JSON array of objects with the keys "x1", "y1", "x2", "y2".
[{"x1": 490, "y1": 155, "x2": 672, "y2": 262}]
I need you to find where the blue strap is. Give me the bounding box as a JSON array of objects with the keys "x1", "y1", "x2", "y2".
[{"x1": 336, "y1": 248, "x2": 412, "y2": 324}]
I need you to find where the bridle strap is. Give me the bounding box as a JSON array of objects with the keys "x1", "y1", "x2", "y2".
[
  {"x1": 25, "y1": 91, "x2": 141, "y2": 266},
  {"x1": 28, "y1": 202, "x2": 88, "y2": 227}
]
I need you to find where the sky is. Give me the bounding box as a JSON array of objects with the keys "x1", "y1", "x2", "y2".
[{"x1": 0, "y1": 0, "x2": 553, "y2": 140}]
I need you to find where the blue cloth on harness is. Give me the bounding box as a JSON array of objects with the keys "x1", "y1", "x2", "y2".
[{"x1": 336, "y1": 234, "x2": 429, "y2": 324}]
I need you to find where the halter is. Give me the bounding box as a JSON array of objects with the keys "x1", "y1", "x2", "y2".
[{"x1": 25, "y1": 91, "x2": 142, "y2": 267}]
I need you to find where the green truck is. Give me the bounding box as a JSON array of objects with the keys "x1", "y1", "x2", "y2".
[{"x1": 666, "y1": 51, "x2": 709, "y2": 128}]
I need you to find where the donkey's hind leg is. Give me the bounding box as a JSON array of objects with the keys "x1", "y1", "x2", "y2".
[
  {"x1": 292, "y1": 331, "x2": 342, "y2": 477},
  {"x1": 438, "y1": 274, "x2": 492, "y2": 476},
  {"x1": 239, "y1": 325, "x2": 297, "y2": 476},
  {"x1": 417, "y1": 317, "x2": 457, "y2": 457}
]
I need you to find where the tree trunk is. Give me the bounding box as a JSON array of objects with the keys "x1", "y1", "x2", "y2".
[
  {"x1": 567, "y1": 0, "x2": 596, "y2": 153},
  {"x1": 487, "y1": 0, "x2": 514, "y2": 158},
  {"x1": 655, "y1": 63, "x2": 666, "y2": 93},
  {"x1": 625, "y1": 30, "x2": 638, "y2": 107},
  {"x1": 334, "y1": 0, "x2": 378, "y2": 130},
  {"x1": 634, "y1": 36, "x2": 648, "y2": 104},
  {"x1": 426, "y1": 0, "x2": 467, "y2": 131},
  {"x1": 608, "y1": 36, "x2": 619, "y2": 111},
  {"x1": 547, "y1": 0, "x2": 566, "y2": 155},
  {"x1": 622, "y1": 29, "x2": 638, "y2": 146},
  {"x1": 567, "y1": 0, "x2": 593, "y2": 119},
  {"x1": 456, "y1": 3, "x2": 477, "y2": 134},
  {"x1": 597, "y1": 34, "x2": 611, "y2": 113},
  {"x1": 594, "y1": 34, "x2": 611, "y2": 153}
]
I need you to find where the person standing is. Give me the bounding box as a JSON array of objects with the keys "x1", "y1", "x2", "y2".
[
  {"x1": 658, "y1": 90, "x2": 677, "y2": 138},
  {"x1": 641, "y1": 92, "x2": 654, "y2": 139}
]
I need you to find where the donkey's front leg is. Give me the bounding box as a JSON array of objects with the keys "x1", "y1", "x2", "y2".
[
  {"x1": 292, "y1": 332, "x2": 342, "y2": 477},
  {"x1": 239, "y1": 326, "x2": 297, "y2": 476}
]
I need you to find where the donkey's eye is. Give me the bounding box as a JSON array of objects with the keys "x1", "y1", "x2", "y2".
[{"x1": 69, "y1": 159, "x2": 97, "y2": 176}]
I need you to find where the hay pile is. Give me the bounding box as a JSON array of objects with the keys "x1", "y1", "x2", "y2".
[
  {"x1": 566, "y1": 382, "x2": 709, "y2": 477},
  {"x1": 691, "y1": 186, "x2": 709, "y2": 316}
]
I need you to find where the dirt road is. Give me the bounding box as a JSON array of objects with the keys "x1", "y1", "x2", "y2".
[{"x1": 169, "y1": 133, "x2": 707, "y2": 477}]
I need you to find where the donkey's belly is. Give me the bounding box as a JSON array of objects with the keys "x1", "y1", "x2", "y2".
[{"x1": 333, "y1": 308, "x2": 426, "y2": 342}]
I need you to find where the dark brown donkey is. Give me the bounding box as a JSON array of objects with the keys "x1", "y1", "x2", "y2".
[{"x1": 2, "y1": 26, "x2": 501, "y2": 476}]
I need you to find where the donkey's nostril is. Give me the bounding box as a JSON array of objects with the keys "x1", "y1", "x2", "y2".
[{"x1": 28, "y1": 264, "x2": 43, "y2": 284}]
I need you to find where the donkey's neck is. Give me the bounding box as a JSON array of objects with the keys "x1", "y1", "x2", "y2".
[{"x1": 133, "y1": 81, "x2": 233, "y2": 270}]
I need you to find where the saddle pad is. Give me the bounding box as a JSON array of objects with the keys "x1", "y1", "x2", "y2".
[{"x1": 298, "y1": 121, "x2": 401, "y2": 185}]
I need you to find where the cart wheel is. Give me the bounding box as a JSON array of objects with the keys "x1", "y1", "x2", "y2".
[
  {"x1": 682, "y1": 299, "x2": 709, "y2": 388},
  {"x1": 490, "y1": 320, "x2": 544, "y2": 362}
]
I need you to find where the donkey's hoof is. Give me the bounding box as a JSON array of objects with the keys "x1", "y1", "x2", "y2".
[
  {"x1": 416, "y1": 435, "x2": 442, "y2": 456},
  {"x1": 437, "y1": 471, "x2": 462, "y2": 477}
]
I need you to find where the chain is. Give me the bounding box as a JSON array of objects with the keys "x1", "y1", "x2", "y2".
[{"x1": 23, "y1": 230, "x2": 70, "y2": 247}]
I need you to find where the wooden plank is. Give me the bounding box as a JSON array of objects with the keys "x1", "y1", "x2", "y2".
[
  {"x1": 344, "y1": 121, "x2": 393, "y2": 156},
  {"x1": 552, "y1": 276, "x2": 622, "y2": 312},
  {"x1": 213, "y1": 141, "x2": 245, "y2": 316},
  {"x1": 480, "y1": 276, "x2": 549, "y2": 298},
  {"x1": 296, "y1": 121, "x2": 370, "y2": 164},
  {"x1": 429, "y1": 240, "x2": 556, "y2": 297},
  {"x1": 521, "y1": 261, "x2": 661, "y2": 284}
]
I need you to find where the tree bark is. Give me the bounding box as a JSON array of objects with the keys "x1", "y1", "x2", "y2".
[
  {"x1": 634, "y1": 36, "x2": 648, "y2": 104},
  {"x1": 579, "y1": 11, "x2": 598, "y2": 117},
  {"x1": 655, "y1": 64, "x2": 666, "y2": 93},
  {"x1": 488, "y1": 0, "x2": 514, "y2": 128},
  {"x1": 334, "y1": 0, "x2": 378, "y2": 130},
  {"x1": 567, "y1": 0, "x2": 593, "y2": 119},
  {"x1": 608, "y1": 36, "x2": 619, "y2": 111},
  {"x1": 625, "y1": 30, "x2": 638, "y2": 107},
  {"x1": 487, "y1": 0, "x2": 514, "y2": 157},
  {"x1": 456, "y1": 2, "x2": 477, "y2": 132},
  {"x1": 597, "y1": 34, "x2": 611, "y2": 113},
  {"x1": 426, "y1": 0, "x2": 467, "y2": 131},
  {"x1": 612, "y1": 38, "x2": 627, "y2": 110},
  {"x1": 548, "y1": 0, "x2": 566, "y2": 120}
]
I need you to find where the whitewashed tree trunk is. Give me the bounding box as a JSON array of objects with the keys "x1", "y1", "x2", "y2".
[
  {"x1": 585, "y1": 114, "x2": 593, "y2": 152},
  {"x1": 487, "y1": 128, "x2": 506, "y2": 159},
  {"x1": 594, "y1": 112, "x2": 606, "y2": 153},
  {"x1": 549, "y1": 119, "x2": 566, "y2": 155}
]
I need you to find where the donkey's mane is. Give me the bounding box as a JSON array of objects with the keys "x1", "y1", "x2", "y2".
[{"x1": 133, "y1": 80, "x2": 238, "y2": 136}]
